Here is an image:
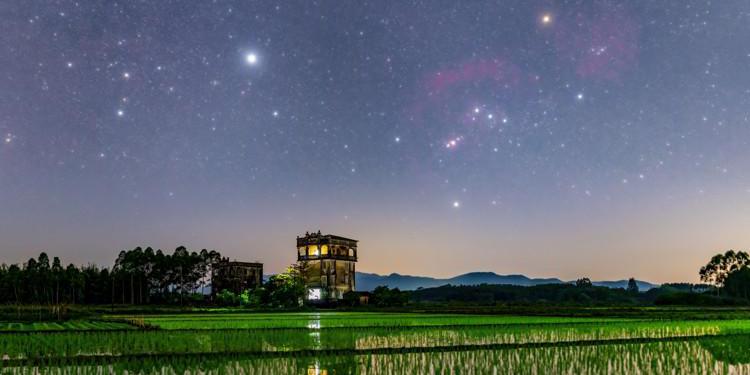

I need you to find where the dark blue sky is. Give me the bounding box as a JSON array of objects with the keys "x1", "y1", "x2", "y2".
[{"x1": 2, "y1": 1, "x2": 750, "y2": 282}]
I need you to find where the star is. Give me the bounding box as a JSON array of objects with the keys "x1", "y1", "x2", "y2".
[
  {"x1": 122, "y1": 72, "x2": 131, "y2": 80},
  {"x1": 4, "y1": 134, "x2": 12, "y2": 143},
  {"x1": 394, "y1": 136, "x2": 401, "y2": 143},
  {"x1": 245, "y1": 53, "x2": 259, "y2": 65},
  {"x1": 452, "y1": 201, "x2": 460, "y2": 208},
  {"x1": 272, "y1": 110, "x2": 279, "y2": 117},
  {"x1": 540, "y1": 13, "x2": 553, "y2": 25},
  {"x1": 576, "y1": 93, "x2": 584, "y2": 100},
  {"x1": 116, "y1": 109, "x2": 125, "y2": 117}
]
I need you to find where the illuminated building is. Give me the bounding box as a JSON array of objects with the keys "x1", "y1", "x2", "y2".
[{"x1": 297, "y1": 231, "x2": 358, "y2": 301}]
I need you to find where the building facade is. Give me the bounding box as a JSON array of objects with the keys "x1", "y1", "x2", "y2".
[
  {"x1": 297, "y1": 231, "x2": 358, "y2": 301},
  {"x1": 211, "y1": 261, "x2": 263, "y2": 296}
]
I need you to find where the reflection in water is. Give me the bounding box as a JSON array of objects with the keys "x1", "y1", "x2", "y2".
[
  {"x1": 4, "y1": 336, "x2": 750, "y2": 374},
  {"x1": 308, "y1": 313, "x2": 322, "y2": 351},
  {"x1": 2, "y1": 320, "x2": 743, "y2": 360},
  {"x1": 307, "y1": 313, "x2": 321, "y2": 330}
]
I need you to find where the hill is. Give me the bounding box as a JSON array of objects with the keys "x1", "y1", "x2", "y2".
[{"x1": 356, "y1": 271, "x2": 658, "y2": 291}]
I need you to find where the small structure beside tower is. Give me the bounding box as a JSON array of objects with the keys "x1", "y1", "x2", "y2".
[{"x1": 211, "y1": 261, "x2": 263, "y2": 296}]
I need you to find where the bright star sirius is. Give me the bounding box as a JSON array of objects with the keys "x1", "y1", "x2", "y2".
[{"x1": 245, "y1": 53, "x2": 258, "y2": 65}]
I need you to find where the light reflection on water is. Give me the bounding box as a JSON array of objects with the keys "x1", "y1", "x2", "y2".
[
  {"x1": 308, "y1": 313, "x2": 322, "y2": 351},
  {"x1": 307, "y1": 313, "x2": 321, "y2": 330},
  {"x1": 4, "y1": 336, "x2": 750, "y2": 374}
]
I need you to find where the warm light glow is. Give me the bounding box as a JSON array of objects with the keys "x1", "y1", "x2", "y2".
[
  {"x1": 321, "y1": 245, "x2": 328, "y2": 255},
  {"x1": 308, "y1": 245, "x2": 319, "y2": 256}
]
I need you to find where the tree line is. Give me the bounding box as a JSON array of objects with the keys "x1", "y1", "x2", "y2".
[
  {"x1": 0, "y1": 247, "x2": 223, "y2": 305},
  {"x1": 700, "y1": 250, "x2": 750, "y2": 299}
]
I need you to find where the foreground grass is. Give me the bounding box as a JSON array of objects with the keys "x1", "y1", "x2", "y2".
[
  {"x1": 3, "y1": 317, "x2": 750, "y2": 360},
  {"x1": 4, "y1": 337, "x2": 743, "y2": 374},
  {"x1": 4, "y1": 310, "x2": 750, "y2": 373}
]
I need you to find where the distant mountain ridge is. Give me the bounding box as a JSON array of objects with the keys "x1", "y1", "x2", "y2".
[{"x1": 356, "y1": 271, "x2": 658, "y2": 292}]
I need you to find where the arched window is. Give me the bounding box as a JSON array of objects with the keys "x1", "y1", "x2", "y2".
[{"x1": 308, "y1": 245, "x2": 319, "y2": 256}]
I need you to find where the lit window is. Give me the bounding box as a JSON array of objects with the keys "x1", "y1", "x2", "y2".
[
  {"x1": 307, "y1": 288, "x2": 321, "y2": 300},
  {"x1": 298, "y1": 247, "x2": 305, "y2": 256},
  {"x1": 308, "y1": 245, "x2": 319, "y2": 256},
  {"x1": 349, "y1": 249, "x2": 354, "y2": 257},
  {"x1": 321, "y1": 245, "x2": 328, "y2": 255}
]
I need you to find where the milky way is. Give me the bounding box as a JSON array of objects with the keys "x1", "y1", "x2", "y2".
[{"x1": 1, "y1": 1, "x2": 750, "y2": 282}]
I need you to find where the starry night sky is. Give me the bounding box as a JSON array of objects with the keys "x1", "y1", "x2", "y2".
[{"x1": 2, "y1": 1, "x2": 750, "y2": 282}]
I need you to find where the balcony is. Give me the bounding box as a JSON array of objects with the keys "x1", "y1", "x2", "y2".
[{"x1": 298, "y1": 254, "x2": 357, "y2": 262}]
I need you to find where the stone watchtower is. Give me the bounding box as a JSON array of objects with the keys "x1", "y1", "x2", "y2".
[{"x1": 297, "y1": 231, "x2": 358, "y2": 301}]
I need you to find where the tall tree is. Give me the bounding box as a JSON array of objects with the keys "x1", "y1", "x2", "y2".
[
  {"x1": 626, "y1": 278, "x2": 639, "y2": 293},
  {"x1": 723, "y1": 267, "x2": 750, "y2": 300},
  {"x1": 575, "y1": 277, "x2": 592, "y2": 288},
  {"x1": 700, "y1": 250, "x2": 750, "y2": 292},
  {"x1": 51, "y1": 257, "x2": 63, "y2": 304}
]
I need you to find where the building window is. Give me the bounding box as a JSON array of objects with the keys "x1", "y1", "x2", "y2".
[
  {"x1": 321, "y1": 245, "x2": 328, "y2": 255},
  {"x1": 349, "y1": 248, "x2": 354, "y2": 257},
  {"x1": 308, "y1": 245, "x2": 319, "y2": 256},
  {"x1": 298, "y1": 247, "x2": 305, "y2": 256},
  {"x1": 307, "y1": 288, "x2": 322, "y2": 300}
]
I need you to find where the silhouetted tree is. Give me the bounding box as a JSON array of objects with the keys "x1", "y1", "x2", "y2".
[
  {"x1": 371, "y1": 286, "x2": 408, "y2": 307},
  {"x1": 575, "y1": 277, "x2": 592, "y2": 288},
  {"x1": 0, "y1": 247, "x2": 222, "y2": 306},
  {"x1": 627, "y1": 278, "x2": 639, "y2": 293},
  {"x1": 700, "y1": 250, "x2": 750, "y2": 293},
  {"x1": 724, "y1": 267, "x2": 750, "y2": 300}
]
